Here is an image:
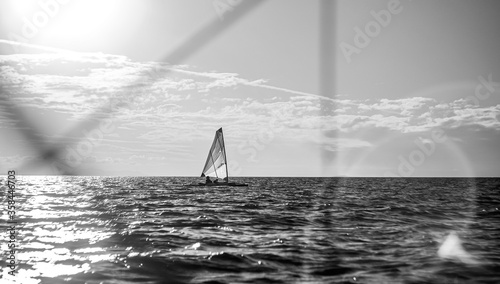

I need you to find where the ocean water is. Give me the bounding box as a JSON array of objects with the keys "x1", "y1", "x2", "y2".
[{"x1": 1, "y1": 177, "x2": 499, "y2": 284}]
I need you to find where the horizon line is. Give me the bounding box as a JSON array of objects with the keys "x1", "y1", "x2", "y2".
[{"x1": 2, "y1": 174, "x2": 499, "y2": 178}]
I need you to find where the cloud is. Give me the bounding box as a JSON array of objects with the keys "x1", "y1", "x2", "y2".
[
  {"x1": 2, "y1": 45, "x2": 499, "y2": 175},
  {"x1": 323, "y1": 138, "x2": 373, "y2": 152}
]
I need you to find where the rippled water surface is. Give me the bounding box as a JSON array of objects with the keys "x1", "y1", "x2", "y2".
[{"x1": 1, "y1": 177, "x2": 499, "y2": 283}]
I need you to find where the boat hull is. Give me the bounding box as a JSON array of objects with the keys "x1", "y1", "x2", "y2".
[{"x1": 197, "y1": 182, "x2": 248, "y2": 187}]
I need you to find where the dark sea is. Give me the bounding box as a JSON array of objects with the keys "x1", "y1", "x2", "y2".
[{"x1": 1, "y1": 177, "x2": 499, "y2": 284}]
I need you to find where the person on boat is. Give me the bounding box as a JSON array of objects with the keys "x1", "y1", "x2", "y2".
[
  {"x1": 214, "y1": 178, "x2": 219, "y2": 184},
  {"x1": 205, "y1": 176, "x2": 212, "y2": 184}
]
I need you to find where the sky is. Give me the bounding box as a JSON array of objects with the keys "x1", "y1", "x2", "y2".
[{"x1": 0, "y1": 0, "x2": 499, "y2": 177}]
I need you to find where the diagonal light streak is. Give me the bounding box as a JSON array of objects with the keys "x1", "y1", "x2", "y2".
[
  {"x1": 0, "y1": 88, "x2": 76, "y2": 174},
  {"x1": 8, "y1": 0, "x2": 266, "y2": 174}
]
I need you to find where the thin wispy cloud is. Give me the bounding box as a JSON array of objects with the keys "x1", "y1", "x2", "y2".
[{"x1": 1, "y1": 38, "x2": 499, "y2": 176}]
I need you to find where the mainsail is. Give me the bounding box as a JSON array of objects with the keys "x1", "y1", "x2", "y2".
[{"x1": 201, "y1": 128, "x2": 228, "y2": 180}]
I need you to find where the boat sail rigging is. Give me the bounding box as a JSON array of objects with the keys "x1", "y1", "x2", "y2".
[
  {"x1": 198, "y1": 128, "x2": 248, "y2": 186},
  {"x1": 200, "y1": 128, "x2": 228, "y2": 181}
]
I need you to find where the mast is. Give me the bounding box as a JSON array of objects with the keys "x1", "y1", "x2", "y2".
[
  {"x1": 219, "y1": 128, "x2": 229, "y2": 182},
  {"x1": 201, "y1": 128, "x2": 228, "y2": 178},
  {"x1": 210, "y1": 148, "x2": 219, "y2": 179},
  {"x1": 200, "y1": 128, "x2": 229, "y2": 180}
]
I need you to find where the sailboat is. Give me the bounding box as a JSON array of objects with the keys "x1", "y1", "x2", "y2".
[{"x1": 198, "y1": 128, "x2": 248, "y2": 186}]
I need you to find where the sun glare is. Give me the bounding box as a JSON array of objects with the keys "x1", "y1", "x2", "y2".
[
  {"x1": 45, "y1": 0, "x2": 121, "y2": 41},
  {"x1": 10, "y1": 0, "x2": 39, "y2": 16},
  {"x1": 4, "y1": 0, "x2": 131, "y2": 51}
]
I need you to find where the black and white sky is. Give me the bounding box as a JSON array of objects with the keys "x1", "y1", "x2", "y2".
[{"x1": 1, "y1": 0, "x2": 500, "y2": 177}]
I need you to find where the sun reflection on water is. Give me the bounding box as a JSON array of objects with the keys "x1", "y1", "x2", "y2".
[{"x1": 2, "y1": 176, "x2": 121, "y2": 283}]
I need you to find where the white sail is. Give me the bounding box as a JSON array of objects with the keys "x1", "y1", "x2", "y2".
[{"x1": 201, "y1": 128, "x2": 228, "y2": 180}]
